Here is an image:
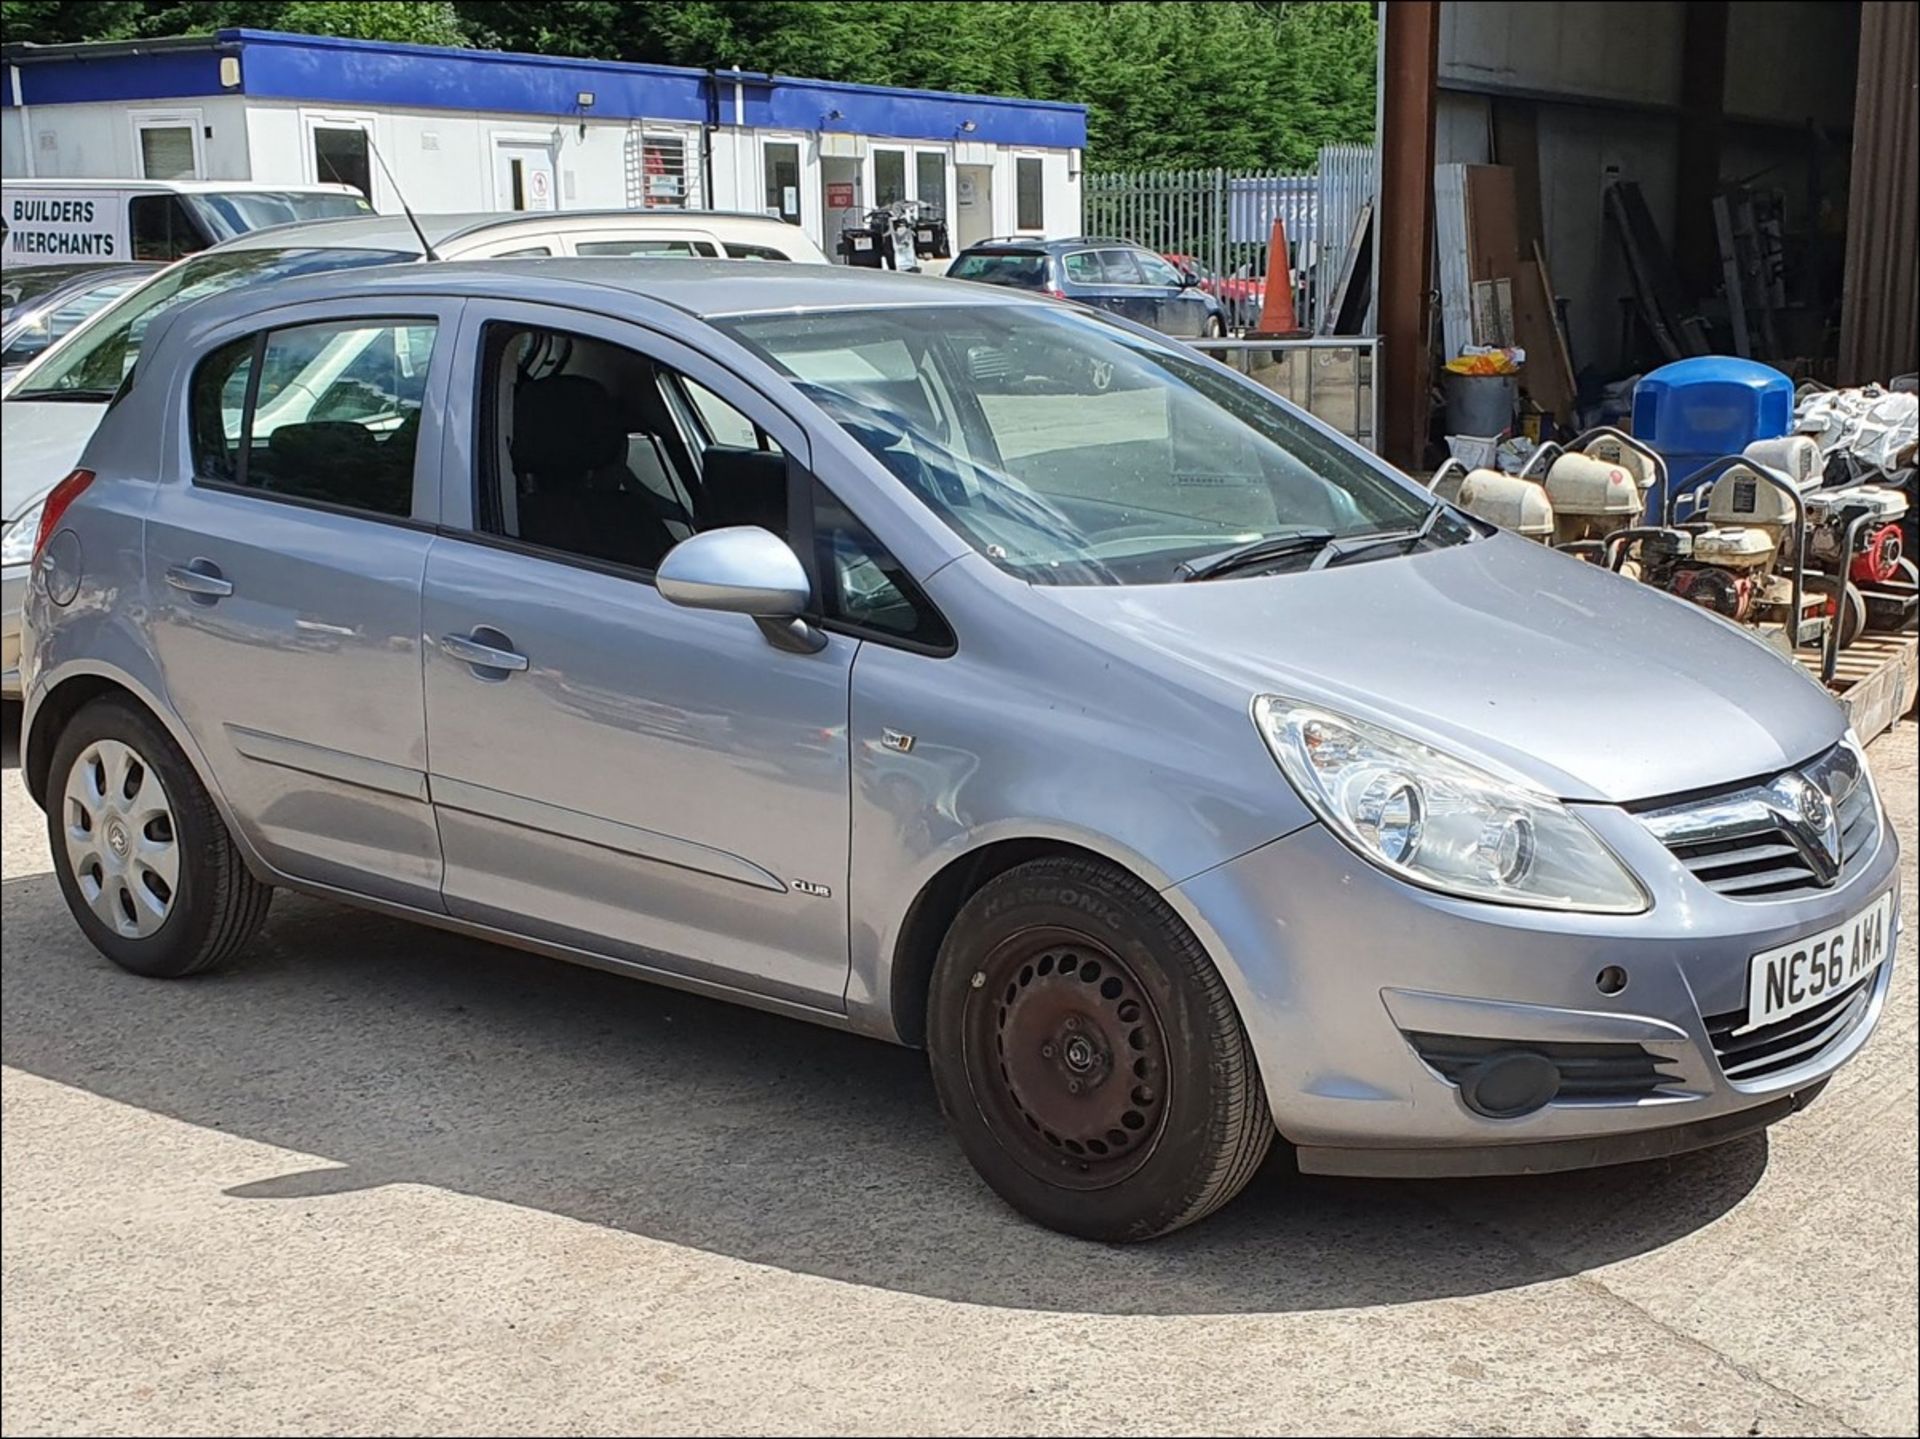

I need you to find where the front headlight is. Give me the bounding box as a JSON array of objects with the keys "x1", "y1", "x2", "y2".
[
  {"x1": 1253, "y1": 695, "x2": 1648, "y2": 913},
  {"x1": 1, "y1": 500, "x2": 43, "y2": 566}
]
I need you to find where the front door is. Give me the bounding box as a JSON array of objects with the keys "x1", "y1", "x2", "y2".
[
  {"x1": 1133, "y1": 249, "x2": 1209, "y2": 336},
  {"x1": 493, "y1": 139, "x2": 556, "y2": 212},
  {"x1": 143, "y1": 300, "x2": 456, "y2": 907},
  {"x1": 420, "y1": 303, "x2": 854, "y2": 1011}
]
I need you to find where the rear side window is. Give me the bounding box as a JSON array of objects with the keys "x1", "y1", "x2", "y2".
[
  {"x1": 1098, "y1": 250, "x2": 1145, "y2": 284},
  {"x1": 190, "y1": 318, "x2": 437, "y2": 518},
  {"x1": 575, "y1": 238, "x2": 718, "y2": 257}
]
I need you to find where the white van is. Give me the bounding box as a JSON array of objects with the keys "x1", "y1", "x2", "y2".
[{"x1": 1, "y1": 179, "x2": 371, "y2": 267}]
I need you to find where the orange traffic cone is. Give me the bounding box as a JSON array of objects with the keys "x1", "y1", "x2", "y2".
[{"x1": 1252, "y1": 216, "x2": 1305, "y2": 337}]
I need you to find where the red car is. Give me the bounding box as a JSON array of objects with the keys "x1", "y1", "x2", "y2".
[{"x1": 1164, "y1": 253, "x2": 1267, "y2": 329}]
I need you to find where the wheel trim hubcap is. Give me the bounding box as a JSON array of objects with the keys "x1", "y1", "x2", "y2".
[
  {"x1": 63, "y1": 738, "x2": 179, "y2": 940},
  {"x1": 969, "y1": 928, "x2": 1170, "y2": 1189}
]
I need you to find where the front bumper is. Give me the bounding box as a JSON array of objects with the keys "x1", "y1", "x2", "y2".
[
  {"x1": 1, "y1": 560, "x2": 26, "y2": 699},
  {"x1": 1171, "y1": 798, "x2": 1900, "y2": 1177}
]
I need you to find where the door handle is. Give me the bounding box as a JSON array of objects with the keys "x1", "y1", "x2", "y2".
[
  {"x1": 440, "y1": 628, "x2": 529, "y2": 676},
  {"x1": 165, "y1": 561, "x2": 233, "y2": 600}
]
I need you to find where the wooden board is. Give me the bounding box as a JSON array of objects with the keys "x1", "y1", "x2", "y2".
[
  {"x1": 1509, "y1": 258, "x2": 1575, "y2": 423},
  {"x1": 1490, "y1": 100, "x2": 1544, "y2": 252},
  {"x1": 1793, "y1": 631, "x2": 1918, "y2": 743},
  {"x1": 1464, "y1": 164, "x2": 1519, "y2": 283}
]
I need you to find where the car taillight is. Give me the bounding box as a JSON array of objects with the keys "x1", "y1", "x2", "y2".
[
  {"x1": 33, "y1": 469, "x2": 95, "y2": 563},
  {"x1": 1046, "y1": 288, "x2": 1068, "y2": 300}
]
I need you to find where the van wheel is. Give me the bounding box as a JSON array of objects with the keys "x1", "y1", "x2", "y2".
[
  {"x1": 48, "y1": 699, "x2": 272, "y2": 978},
  {"x1": 927, "y1": 856, "x2": 1273, "y2": 1242}
]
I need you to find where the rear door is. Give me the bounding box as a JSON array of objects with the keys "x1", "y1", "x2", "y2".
[
  {"x1": 1062, "y1": 248, "x2": 1127, "y2": 319},
  {"x1": 143, "y1": 296, "x2": 458, "y2": 907}
]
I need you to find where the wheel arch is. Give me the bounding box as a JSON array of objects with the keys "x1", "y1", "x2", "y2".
[{"x1": 885, "y1": 834, "x2": 1165, "y2": 1048}]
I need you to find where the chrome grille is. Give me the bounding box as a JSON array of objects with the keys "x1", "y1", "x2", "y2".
[
  {"x1": 1640, "y1": 744, "x2": 1879, "y2": 900},
  {"x1": 1703, "y1": 974, "x2": 1878, "y2": 1083}
]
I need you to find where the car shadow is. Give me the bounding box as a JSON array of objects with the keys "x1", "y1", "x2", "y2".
[{"x1": 0, "y1": 870, "x2": 1769, "y2": 1316}]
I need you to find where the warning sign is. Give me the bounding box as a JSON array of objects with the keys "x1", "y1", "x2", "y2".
[{"x1": 4, "y1": 194, "x2": 121, "y2": 259}]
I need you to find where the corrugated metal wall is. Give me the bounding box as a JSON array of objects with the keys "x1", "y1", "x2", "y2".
[{"x1": 1839, "y1": 1, "x2": 1919, "y2": 383}]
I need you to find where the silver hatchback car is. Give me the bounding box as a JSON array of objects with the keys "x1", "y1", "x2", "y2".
[{"x1": 19, "y1": 261, "x2": 1900, "y2": 1241}]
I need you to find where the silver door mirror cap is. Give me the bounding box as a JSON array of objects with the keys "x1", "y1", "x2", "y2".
[{"x1": 657, "y1": 526, "x2": 811, "y2": 619}]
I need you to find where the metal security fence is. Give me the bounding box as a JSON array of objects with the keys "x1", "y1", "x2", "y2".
[{"x1": 1084, "y1": 143, "x2": 1377, "y2": 334}]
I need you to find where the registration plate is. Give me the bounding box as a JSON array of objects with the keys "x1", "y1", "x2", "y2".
[{"x1": 1740, "y1": 889, "x2": 1896, "y2": 1034}]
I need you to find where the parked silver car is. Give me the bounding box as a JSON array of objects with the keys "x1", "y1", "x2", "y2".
[{"x1": 19, "y1": 261, "x2": 1900, "y2": 1241}]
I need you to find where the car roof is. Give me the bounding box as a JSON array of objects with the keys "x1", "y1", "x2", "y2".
[
  {"x1": 960, "y1": 236, "x2": 1142, "y2": 254},
  {"x1": 214, "y1": 209, "x2": 824, "y2": 256},
  {"x1": 0, "y1": 178, "x2": 356, "y2": 196},
  {"x1": 186, "y1": 255, "x2": 1054, "y2": 321}
]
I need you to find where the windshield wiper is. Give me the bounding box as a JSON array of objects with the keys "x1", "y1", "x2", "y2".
[
  {"x1": 1308, "y1": 502, "x2": 1451, "y2": 571},
  {"x1": 1176, "y1": 527, "x2": 1336, "y2": 581},
  {"x1": 7, "y1": 387, "x2": 118, "y2": 403}
]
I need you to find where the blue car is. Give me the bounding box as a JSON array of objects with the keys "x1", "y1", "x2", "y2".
[{"x1": 947, "y1": 236, "x2": 1228, "y2": 339}]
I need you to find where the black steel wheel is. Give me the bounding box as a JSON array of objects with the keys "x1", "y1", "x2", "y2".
[{"x1": 928, "y1": 856, "x2": 1274, "y2": 1242}]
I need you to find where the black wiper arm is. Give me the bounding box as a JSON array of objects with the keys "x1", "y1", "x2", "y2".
[
  {"x1": 1176, "y1": 528, "x2": 1337, "y2": 581},
  {"x1": 1308, "y1": 502, "x2": 1450, "y2": 571},
  {"x1": 6, "y1": 387, "x2": 118, "y2": 403}
]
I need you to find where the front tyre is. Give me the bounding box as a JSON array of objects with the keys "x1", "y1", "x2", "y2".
[
  {"x1": 48, "y1": 699, "x2": 272, "y2": 978},
  {"x1": 927, "y1": 857, "x2": 1273, "y2": 1241}
]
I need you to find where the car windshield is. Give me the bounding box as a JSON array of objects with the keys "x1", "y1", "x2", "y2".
[
  {"x1": 947, "y1": 251, "x2": 1049, "y2": 288},
  {"x1": 8, "y1": 246, "x2": 413, "y2": 399},
  {"x1": 1, "y1": 265, "x2": 89, "y2": 316},
  {"x1": 720, "y1": 304, "x2": 1449, "y2": 584},
  {"x1": 1, "y1": 273, "x2": 150, "y2": 370},
  {"x1": 181, "y1": 191, "x2": 373, "y2": 241}
]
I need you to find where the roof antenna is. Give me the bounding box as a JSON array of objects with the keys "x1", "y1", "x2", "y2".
[{"x1": 366, "y1": 135, "x2": 441, "y2": 261}]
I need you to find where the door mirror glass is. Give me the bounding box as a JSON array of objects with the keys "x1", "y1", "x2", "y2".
[{"x1": 657, "y1": 526, "x2": 810, "y2": 617}]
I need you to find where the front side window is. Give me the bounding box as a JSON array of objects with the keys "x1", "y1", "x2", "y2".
[
  {"x1": 128, "y1": 195, "x2": 202, "y2": 262},
  {"x1": 721, "y1": 303, "x2": 1447, "y2": 586},
  {"x1": 724, "y1": 242, "x2": 792, "y2": 262},
  {"x1": 1015, "y1": 157, "x2": 1044, "y2": 231},
  {"x1": 190, "y1": 319, "x2": 436, "y2": 518},
  {"x1": 1134, "y1": 252, "x2": 1186, "y2": 287},
  {"x1": 8, "y1": 246, "x2": 414, "y2": 400}
]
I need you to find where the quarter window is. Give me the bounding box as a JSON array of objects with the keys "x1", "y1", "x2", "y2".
[{"x1": 190, "y1": 319, "x2": 437, "y2": 518}]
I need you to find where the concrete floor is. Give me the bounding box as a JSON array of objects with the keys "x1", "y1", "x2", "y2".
[{"x1": 2, "y1": 704, "x2": 1914, "y2": 1437}]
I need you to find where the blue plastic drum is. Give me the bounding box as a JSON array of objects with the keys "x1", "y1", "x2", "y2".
[{"x1": 1632, "y1": 357, "x2": 1793, "y2": 519}]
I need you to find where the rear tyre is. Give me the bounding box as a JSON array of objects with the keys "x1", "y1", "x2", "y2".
[
  {"x1": 927, "y1": 856, "x2": 1273, "y2": 1242},
  {"x1": 47, "y1": 699, "x2": 272, "y2": 978},
  {"x1": 1203, "y1": 315, "x2": 1227, "y2": 339}
]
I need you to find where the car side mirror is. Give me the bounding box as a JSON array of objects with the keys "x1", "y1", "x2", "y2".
[
  {"x1": 656, "y1": 526, "x2": 827, "y2": 653},
  {"x1": 1177, "y1": 271, "x2": 1201, "y2": 288}
]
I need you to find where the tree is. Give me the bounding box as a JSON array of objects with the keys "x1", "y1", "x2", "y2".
[{"x1": 2, "y1": 1, "x2": 1377, "y2": 171}]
